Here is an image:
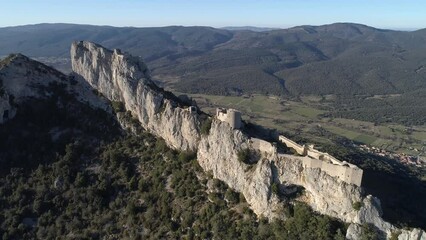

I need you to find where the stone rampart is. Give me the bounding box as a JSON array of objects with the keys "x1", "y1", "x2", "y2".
[
  {"x1": 278, "y1": 135, "x2": 363, "y2": 186},
  {"x1": 278, "y1": 135, "x2": 306, "y2": 155},
  {"x1": 250, "y1": 138, "x2": 276, "y2": 155},
  {"x1": 292, "y1": 156, "x2": 363, "y2": 186}
]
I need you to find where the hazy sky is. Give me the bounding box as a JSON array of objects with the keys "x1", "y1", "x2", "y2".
[{"x1": 1, "y1": 0, "x2": 425, "y2": 30}]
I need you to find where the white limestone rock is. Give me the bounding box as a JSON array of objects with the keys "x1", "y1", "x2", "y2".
[
  {"x1": 345, "y1": 195, "x2": 426, "y2": 239},
  {"x1": 355, "y1": 195, "x2": 394, "y2": 235},
  {"x1": 0, "y1": 54, "x2": 62, "y2": 99},
  {"x1": 274, "y1": 155, "x2": 362, "y2": 223},
  {"x1": 71, "y1": 41, "x2": 200, "y2": 151},
  {"x1": 70, "y1": 41, "x2": 426, "y2": 239},
  {"x1": 197, "y1": 120, "x2": 362, "y2": 221},
  {"x1": 346, "y1": 224, "x2": 364, "y2": 240},
  {"x1": 197, "y1": 120, "x2": 280, "y2": 218},
  {"x1": 398, "y1": 229, "x2": 426, "y2": 240},
  {"x1": 0, "y1": 53, "x2": 110, "y2": 124}
]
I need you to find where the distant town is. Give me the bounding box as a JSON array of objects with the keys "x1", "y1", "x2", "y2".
[{"x1": 358, "y1": 144, "x2": 425, "y2": 167}]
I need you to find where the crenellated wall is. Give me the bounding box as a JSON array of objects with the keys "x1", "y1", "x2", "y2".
[
  {"x1": 278, "y1": 135, "x2": 306, "y2": 155},
  {"x1": 278, "y1": 135, "x2": 363, "y2": 186}
]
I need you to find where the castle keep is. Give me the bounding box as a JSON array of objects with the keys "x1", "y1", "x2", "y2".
[{"x1": 216, "y1": 108, "x2": 242, "y2": 129}]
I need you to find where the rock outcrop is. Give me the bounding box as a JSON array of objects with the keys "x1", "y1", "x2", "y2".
[
  {"x1": 0, "y1": 54, "x2": 65, "y2": 123},
  {"x1": 69, "y1": 41, "x2": 425, "y2": 239},
  {"x1": 0, "y1": 53, "x2": 110, "y2": 124},
  {"x1": 197, "y1": 120, "x2": 281, "y2": 218},
  {"x1": 275, "y1": 155, "x2": 362, "y2": 222},
  {"x1": 197, "y1": 119, "x2": 363, "y2": 222},
  {"x1": 71, "y1": 41, "x2": 201, "y2": 151}
]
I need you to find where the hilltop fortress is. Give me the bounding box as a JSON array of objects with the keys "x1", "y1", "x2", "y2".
[
  {"x1": 68, "y1": 41, "x2": 425, "y2": 239},
  {"x1": 215, "y1": 107, "x2": 363, "y2": 186}
]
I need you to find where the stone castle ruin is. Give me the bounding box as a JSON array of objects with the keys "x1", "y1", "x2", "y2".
[
  {"x1": 216, "y1": 108, "x2": 242, "y2": 129},
  {"x1": 216, "y1": 108, "x2": 363, "y2": 187},
  {"x1": 279, "y1": 135, "x2": 363, "y2": 186}
]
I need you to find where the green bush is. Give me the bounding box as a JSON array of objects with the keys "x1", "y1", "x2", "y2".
[
  {"x1": 390, "y1": 231, "x2": 401, "y2": 240},
  {"x1": 111, "y1": 101, "x2": 125, "y2": 112},
  {"x1": 225, "y1": 189, "x2": 239, "y2": 204},
  {"x1": 200, "y1": 118, "x2": 212, "y2": 135},
  {"x1": 237, "y1": 148, "x2": 251, "y2": 164},
  {"x1": 360, "y1": 223, "x2": 379, "y2": 240},
  {"x1": 352, "y1": 201, "x2": 363, "y2": 211},
  {"x1": 271, "y1": 182, "x2": 279, "y2": 195}
]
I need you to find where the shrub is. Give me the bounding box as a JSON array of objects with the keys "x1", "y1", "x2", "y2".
[
  {"x1": 352, "y1": 201, "x2": 363, "y2": 211},
  {"x1": 200, "y1": 118, "x2": 212, "y2": 135},
  {"x1": 271, "y1": 182, "x2": 279, "y2": 195},
  {"x1": 178, "y1": 151, "x2": 196, "y2": 163},
  {"x1": 225, "y1": 189, "x2": 239, "y2": 204},
  {"x1": 390, "y1": 231, "x2": 401, "y2": 240},
  {"x1": 360, "y1": 223, "x2": 379, "y2": 240},
  {"x1": 111, "y1": 101, "x2": 125, "y2": 113},
  {"x1": 237, "y1": 148, "x2": 250, "y2": 164}
]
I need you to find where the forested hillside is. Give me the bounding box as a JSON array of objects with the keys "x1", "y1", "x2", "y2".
[
  {"x1": 1, "y1": 23, "x2": 425, "y2": 124},
  {"x1": 1, "y1": 23, "x2": 426, "y2": 96},
  {"x1": 0, "y1": 62, "x2": 351, "y2": 239}
]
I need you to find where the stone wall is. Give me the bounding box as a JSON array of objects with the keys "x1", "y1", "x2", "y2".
[
  {"x1": 278, "y1": 135, "x2": 363, "y2": 186},
  {"x1": 278, "y1": 135, "x2": 306, "y2": 155},
  {"x1": 250, "y1": 137, "x2": 277, "y2": 156},
  {"x1": 216, "y1": 108, "x2": 242, "y2": 129}
]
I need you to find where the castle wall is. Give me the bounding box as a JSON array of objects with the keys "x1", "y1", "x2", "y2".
[
  {"x1": 322, "y1": 153, "x2": 344, "y2": 165},
  {"x1": 277, "y1": 135, "x2": 362, "y2": 186},
  {"x1": 216, "y1": 108, "x2": 242, "y2": 129},
  {"x1": 297, "y1": 155, "x2": 362, "y2": 186},
  {"x1": 278, "y1": 135, "x2": 306, "y2": 155},
  {"x1": 251, "y1": 138, "x2": 276, "y2": 155},
  {"x1": 306, "y1": 147, "x2": 324, "y2": 160},
  {"x1": 228, "y1": 110, "x2": 242, "y2": 129},
  {"x1": 348, "y1": 168, "x2": 363, "y2": 186}
]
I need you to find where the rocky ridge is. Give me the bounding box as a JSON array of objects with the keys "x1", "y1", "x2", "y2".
[
  {"x1": 71, "y1": 41, "x2": 201, "y2": 151},
  {"x1": 0, "y1": 40, "x2": 412, "y2": 239},
  {"x1": 0, "y1": 53, "x2": 110, "y2": 116}
]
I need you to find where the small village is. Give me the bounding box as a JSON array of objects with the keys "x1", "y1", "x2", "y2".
[{"x1": 358, "y1": 144, "x2": 425, "y2": 167}]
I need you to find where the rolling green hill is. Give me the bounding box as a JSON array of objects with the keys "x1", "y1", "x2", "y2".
[{"x1": 1, "y1": 23, "x2": 426, "y2": 124}]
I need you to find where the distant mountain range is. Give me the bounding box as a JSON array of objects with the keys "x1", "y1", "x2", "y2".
[
  {"x1": 221, "y1": 26, "x2": 281, "y2": 32},
  {"x1": 0, "y1": 23, "x2": 425, "y2": 103}
]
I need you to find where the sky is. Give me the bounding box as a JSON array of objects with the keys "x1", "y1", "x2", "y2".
[{"x1": 1, "y1": 0, "x2": 425, "y2": 30}]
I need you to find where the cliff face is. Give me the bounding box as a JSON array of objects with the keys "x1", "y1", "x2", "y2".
[
  {"x1": 197, "y1": 120, "x2": 361, "y2": 221},
  {"x1": 71, "y1": 41, "x2": 200, "y2": 151},
  {"x1": 274, "y1": 155, "x2": 362, "y2": 222},
  {"x1": 70, "y1": 41, "x2": 425, "y2": 239},
  {"x1": 198, "y1": 121, "x2": 425, "y2": 239},
  {"x1": 197, "y1": 120, "x2": 281, "y2": 218}
]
